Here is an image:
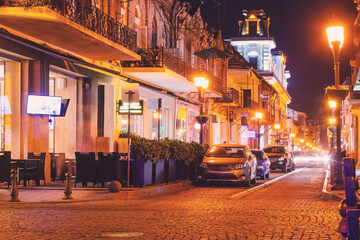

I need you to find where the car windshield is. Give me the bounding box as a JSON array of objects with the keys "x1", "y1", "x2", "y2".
[
  {"x1": 205, "y1": 147, "x2": 245, "y2": 158},
  {"x1": 252, "y1": 150, "x2": 265, "y2": 160},
  {"x1": 264, "y1": 147, "x2": 285, "y2": 154}
]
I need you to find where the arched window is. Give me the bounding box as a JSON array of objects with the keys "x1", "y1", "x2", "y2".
[
  {"x1": 151, "y1": 18, "x2": 158, "y2": 48},
  {"x1": 119, "y1": 2, "x2": 126, "y2": 24},
  {"x1": 135, "y1": 5, "x2": 141, "y2": 26}
]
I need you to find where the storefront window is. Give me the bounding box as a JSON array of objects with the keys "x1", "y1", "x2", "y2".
[
  {"x1": 151, "y1": 108, "x2": 169, "y2": 140},
  {"x1": 0, "y1": 62, "x2": 4, "y2": 151},
  {"x1": 121, "y1": 115, "x2": 143, "y2": 137}
]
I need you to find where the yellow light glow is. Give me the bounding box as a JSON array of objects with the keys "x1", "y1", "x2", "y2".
[
  {"x1": 306, "y1": 142, "x2": 310, "y2": 146},
  {"x1": 290, "y1": 133, "x2": 295, "y2": 138},
  {"x1": 329, "y1": 118, "x2": 336, "y2": 125},
  {"x1": 300, "y1": 139, "x2": 304, "y2": 143},
  {"x1": 274, "y1": 124, "x2": 280, "y2": 130},
  {"x1": 326, "y1": 26, "x2": 344, "y2": 49},
  {"x1": 194, "y1": 77, "x2": 209, "y2": 89},
  {"x1": 328, "y1": 100, "x2": 337, "y2": 109},
  {"x1": 255, "y1": 112, "x2": 263, "y2": 119},
  {"x1": 153, "y1": 112, "x2": 162, "y2": 119},
  {"x1": 121, "y1": 119, "x2": 128, "y2": 124}
]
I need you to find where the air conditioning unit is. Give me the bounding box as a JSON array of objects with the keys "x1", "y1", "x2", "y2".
[
  {"x1": 176, "y1": 119, "x2": 186, "y2": 129},
  {"x1": 211, "y1": 114, "x2": 219, "y2": 123},
  {"x1": 241, "y1": 117, "x2": 248, "y2": 126}
]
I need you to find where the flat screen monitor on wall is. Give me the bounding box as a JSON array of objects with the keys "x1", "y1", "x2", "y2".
[
  {"x1": 59, "y1": 99, "x2": 70, "y2": 117},
  {"x1": 26, "y1": 95, "x2": 62, "y2": 116}
]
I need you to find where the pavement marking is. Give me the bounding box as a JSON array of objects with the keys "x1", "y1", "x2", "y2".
[{"x1": 228, "y1": 168, "x2": 305, "y2": 200}]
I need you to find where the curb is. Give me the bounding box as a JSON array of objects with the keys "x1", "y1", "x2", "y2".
[
  {"x1": 228, "y1": 168, "x2": 304, "y2": 200},
  {"x1": 322, "y1": 165, "x2": 344, "y2": 201},
  {"x1": 1, "y1": 181, "x2": 194, "y2": 204}
]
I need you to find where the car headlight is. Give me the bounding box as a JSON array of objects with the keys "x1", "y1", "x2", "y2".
[
  {"x1": 200, "y1": 163, "x2": 208, "y2": 168},
  {"x1": 234, "y1": 164, "x2": 244, "y2": 169},
  {"x1": 278, "y1": 156, "x2": 285, "y2": 161}
]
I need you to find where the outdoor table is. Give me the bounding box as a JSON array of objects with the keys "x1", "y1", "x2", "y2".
[{"x1": 11, "y1": 158, "x2": 40, "y2": 187}]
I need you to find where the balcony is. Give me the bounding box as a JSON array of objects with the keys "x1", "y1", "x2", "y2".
[
  {"x1": 0, "y1": 0, "x2": 139, "y2": 61},
  {"x1": 185, "y1": 65, "x2": 223, "y2": 97},
  {"x1": 122, "y1": 48, "x2": 197, "y2": 92},
  {"x1": 213, "y1": 88, "x2": 240, "y2": 105}
]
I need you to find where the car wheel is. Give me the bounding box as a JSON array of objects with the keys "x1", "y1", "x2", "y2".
[
  {"x1": 244, "y1": 169, "x2": 251, "y2": 187},
  {"x1": 251, "y1": 169, "x2": 256, "y2": 184},
  {"x1": 265, "y1": 170, "x2": 270, "y2": 179},
  {"x1": 282, "y1": 162, "x2": 287, "y2": 173},
  {"x1": 288, "y1": 162, "x2": 293, "y2": 172},
  {"x1": 292, "y1": 162, "x2": 296, "y2": 171},
  {"x1": 260, "y1": 171, "x2": 265, "y2": 180}
]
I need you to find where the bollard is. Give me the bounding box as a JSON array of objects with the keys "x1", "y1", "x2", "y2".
[
  {"x1": 63, "y1": 173, "x2": 73, "y2": 200},
  {"x1": 9, "y1": 169, "x2": 20, "y2": 202}
]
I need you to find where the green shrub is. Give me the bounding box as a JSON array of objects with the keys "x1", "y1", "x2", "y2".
[{"x1": 119, "y1": 133, "x2": 207, "y2": 164}]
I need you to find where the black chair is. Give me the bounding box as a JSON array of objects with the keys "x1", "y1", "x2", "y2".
[
  {"x1": 75, "y1": 152, "x2": 96, "y2": 188},
  {"x1": 50, "y1": 153, "x2": 66, "y2": 182},
  {"x1": 98, "y1": 152, "x2": 119, "y2": 187},
  {"x1": 0, "y1": 151, "x2": 12, "y2": 186},
  {"x1": 19, "y1": 152, "x2": 46, "y2": 186}
]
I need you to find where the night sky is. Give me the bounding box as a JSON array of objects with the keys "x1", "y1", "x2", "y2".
[{"x1": 195, "y1": 0, "x2": 357, "y2": 119}]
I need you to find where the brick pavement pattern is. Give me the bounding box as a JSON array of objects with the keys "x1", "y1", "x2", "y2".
[{"x1": 0, "y1": 166, "x2": 340, "y2": 240}]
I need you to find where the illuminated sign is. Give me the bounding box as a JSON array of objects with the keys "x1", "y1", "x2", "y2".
[{"x1": 117, "y1": 100, "x2": 143, "y2": 115}]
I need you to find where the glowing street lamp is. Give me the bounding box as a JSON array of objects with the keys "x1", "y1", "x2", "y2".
[
  {"x1": 326, "y1": 24, "x2": 344, "y2": 88},
  {"x1": 194, "y1": 77, "x2": 209, "y2": 144},
  {"x1": 255, "y1": 112, "x2": 263, "y2": 149},
  {"x1": 329, "y1": 100, "x2": 337, "y2": 109}
]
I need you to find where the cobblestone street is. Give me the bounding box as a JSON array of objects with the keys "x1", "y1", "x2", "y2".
[{"x1": 0, "y1": 161, "x2": 339, "y2": 240}]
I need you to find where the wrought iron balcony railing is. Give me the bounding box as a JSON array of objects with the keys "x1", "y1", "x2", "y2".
[
  {"x1": 2, "y1": 0, "x2": 137, "y2": 52},
  {"x1": 122, "y1": 48, "x2": 186, "y2": 77},
  {"x1": 214, "y1": 88, "x2": 240, "y2": 105}
]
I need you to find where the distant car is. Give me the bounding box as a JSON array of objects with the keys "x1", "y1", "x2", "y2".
[
  {"x1": 198, "y1": 144, "x2": 257, "y2": 186},
  {"x1": 251, "y1": 149, "x2": 271, "y2": 180},
  {"x1": 263, "y1": 145, "x2": 295, "y2": 172}
]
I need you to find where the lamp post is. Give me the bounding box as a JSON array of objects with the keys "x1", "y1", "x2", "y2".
[
  {"x1": 329, "y1": 117, "x2": 336, "y2": 150},
  {"x1": 290, "y1": 133, "x2": 295, "y2": 152},
  {"x1": 326, "y1": 21, "x2": 345, "y2": 189},
  {"x1": 194, "y1": 77, "x2": 209, "y2": 144},
  {"x1": 255, "y1": 112, "x2": 263, "y2": 149},
  {"x1": 274, "y1": 123, "x2": 280, "y2": 145}
]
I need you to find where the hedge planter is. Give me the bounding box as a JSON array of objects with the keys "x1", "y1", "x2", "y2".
[
  {"x1": 153, "y1": 160, "x2": 164, "y2": 185},
  {"x1": 118, "y1": 159, "x2": 135, "y2": 187},
  {"x1": 135, "y1": 159, "x2": 153, "y2": 187},
  {"x1": 176, "y1": 161, "x2": 189, "y2": 180},
  {"x1": 165, "y1": 158, "x2": 176, "y2": 183},
  {"x1": 188, "y1": 162, "x2": 197, "y2": 181}
]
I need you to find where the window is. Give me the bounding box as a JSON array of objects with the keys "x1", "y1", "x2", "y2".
[
  {"x1": 97, "y1": 85, "x2": 104, "y2": 137},
  {"x1": 248, "y1": 21, "x2": 257, "y2": 35},
  {"x1": 151, "y1": 18, "x2": 157, "y2": 49},
  {"x1": 249, "y1": 56, "x2": 258, "y2": 69}
]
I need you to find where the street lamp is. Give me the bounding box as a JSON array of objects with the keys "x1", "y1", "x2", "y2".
[
  {"x1": 194, "y1": 77, "x2": 209, "y2": 144},
  {"x1": 255, "y1": 112, "x2": 263, "y2": 149},
  {"x1": 329, "y1": 117, "x2": 336, "y2": 150},
  {"x1": 274, "y1": 123, "x2": 280, "y2": 145},
  {"x1": 326, "y1": 25, "x2": 344, "y2": 88},
  {"x1": 326, "y1": 21, "x2": 345, "y2": 189},
  {"x1": 290, "y1": 133, "x2": 295, "y2": 152}
]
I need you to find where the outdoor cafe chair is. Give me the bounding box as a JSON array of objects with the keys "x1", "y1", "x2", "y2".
[
  {"x1": 18, "y1": 152, "x2": 46, "y2": 186},
  {"x1": 0, "y1": 151, "x2": 12, "y2": 186},
  {"x1": 75, "y1": 152, "x2": 96, "y2": 188},
  {"x1": 98, "y1": 152, "x2": 119, "y2": 187}
]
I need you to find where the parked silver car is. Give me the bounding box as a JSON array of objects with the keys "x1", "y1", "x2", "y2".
[{"x1": 198, "y1": 144, "x2": 257, "y2": 186}]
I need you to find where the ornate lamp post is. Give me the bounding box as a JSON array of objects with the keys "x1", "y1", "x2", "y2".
[
  {"x1": 290, "y1": 133, "x2": 295, "y2": 152},
  {"x1": 326, "y1": 21, "x2": 346, "y2": 189},
  {"x1": 255, "y1": 112, "x2": 263, "y2": 149},
  {"x1": 194, "y1": 77, "x2": 209, "y2": 144},
  {"x1": 274, "y1": 123, "x2": 281, "y2": 145}
]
